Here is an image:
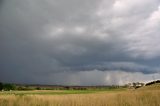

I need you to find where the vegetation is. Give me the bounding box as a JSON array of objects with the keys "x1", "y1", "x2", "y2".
[
  {"x1": 0, "y1": 81, "x2": 159, "y2": 106},
  {"x1": 0, "y1": 82, "x2": 125, "y2": 91},
  {"x1": 0, "y1": 88, "x2": 160, "y2": 106},
  {"x1": 0, "y1": 83, "x2": 16, "y2": 91},
  {"x1": 0, "y1": 82, "x2": 3, "y2": 90},
  {"x1": 145, "y1": 80, "x2": 160, "y2": 86}
]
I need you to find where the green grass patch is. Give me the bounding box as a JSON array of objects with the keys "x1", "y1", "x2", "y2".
[
  {"x1": 0, "y1": 88, "x2": 126, "y2": 96},
  {"x1": 0, "y1": 90, "x2": 96, "y2": 96}
]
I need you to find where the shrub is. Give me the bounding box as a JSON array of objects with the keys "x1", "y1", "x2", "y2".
[
  {"x1": 0, "y1": 82, "x2": 3, "y2": 90},
  {"x1": 3, "y1": 84, "x2": 16, "y2": 91}
]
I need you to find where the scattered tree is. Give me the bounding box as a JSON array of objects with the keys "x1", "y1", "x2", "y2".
[
  {"x1": 0, "y1": 82, "x2": 3, "y2": 90},
  {"x1": 3, "y1": 84, "x2": 16, "y2": 91}
]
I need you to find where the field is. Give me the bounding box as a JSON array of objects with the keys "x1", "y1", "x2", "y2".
[{"x1": 0, "y1": 84, "x2": 160, "y2": 106}]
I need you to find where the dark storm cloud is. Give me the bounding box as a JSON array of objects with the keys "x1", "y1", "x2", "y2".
[{"x1": 0, "y1": 0, "x2": 160, "y2": 85}]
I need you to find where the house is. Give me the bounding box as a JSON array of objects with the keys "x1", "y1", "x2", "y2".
[{"x1": 127, "y1": 82, "x2": 145, "y2": 88}]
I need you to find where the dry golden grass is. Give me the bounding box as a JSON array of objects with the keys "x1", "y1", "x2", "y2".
[{"x1": 0, "y1": 85, "x2": 160, "y2": 106}]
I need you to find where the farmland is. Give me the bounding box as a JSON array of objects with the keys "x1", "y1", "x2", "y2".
[{"x1": 0, "y1": 84, "x2": 160, "y2": 106}]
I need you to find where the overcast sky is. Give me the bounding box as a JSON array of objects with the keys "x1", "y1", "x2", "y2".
[{"x1": 0, "y1": 0, "x2": 160, "y2": 85}]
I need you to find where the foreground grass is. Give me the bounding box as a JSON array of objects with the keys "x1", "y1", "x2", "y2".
[{"x1": 0, "y1": 86, "x2": 160, "y2": 106}]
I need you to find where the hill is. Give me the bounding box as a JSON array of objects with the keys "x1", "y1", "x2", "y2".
[{"x1": 138, "y1": 82, "x2": 160, "y2": 90}]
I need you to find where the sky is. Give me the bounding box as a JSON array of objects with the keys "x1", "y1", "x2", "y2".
[{"x1": 0, "y1": 0, "x2": 160, "y2": 85}]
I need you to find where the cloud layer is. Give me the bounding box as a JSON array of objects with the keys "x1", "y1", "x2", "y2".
[{"x1": 0, "y1": 0, "x2": 160, "y2": 85}]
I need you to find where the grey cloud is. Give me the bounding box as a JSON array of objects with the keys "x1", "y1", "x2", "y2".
[
  {"x1": 29, "y1": 70, "x2": 160, "y2": 85},
  {"x1": 0, "y1": 0, "x2": 160, "y2": 85}
]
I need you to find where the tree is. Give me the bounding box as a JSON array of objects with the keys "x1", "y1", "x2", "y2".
[
  {"x1": 132, "y1": 82, "x2": 137, "y2": 89},
  {"x1": 0, "y1": 82, "x2": 3, "y2": 90},
  {"x1": 3, "y1": 84, "x2": 16, "y2": 91}
]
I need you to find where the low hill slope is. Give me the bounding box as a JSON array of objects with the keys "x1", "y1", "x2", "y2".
[{"x1": 138, "y1": 83, "x2": 160, "y2": 90}]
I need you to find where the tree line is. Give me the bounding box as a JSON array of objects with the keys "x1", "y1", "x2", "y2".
[{"x1": 0, "y1": 82, "x2": 16, "y2": 91}]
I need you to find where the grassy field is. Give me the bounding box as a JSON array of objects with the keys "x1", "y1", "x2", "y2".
[{"x1": 0, "y1": 84, "x2": 160, "y2": 106}]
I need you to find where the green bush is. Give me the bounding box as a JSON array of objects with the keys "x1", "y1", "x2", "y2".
[
  {"x1": 3, "y1": 84, "x2": 16, "y2": 91},
  {"x1": 0, "y1": 82, "x2": 3, "y2": 90}
]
